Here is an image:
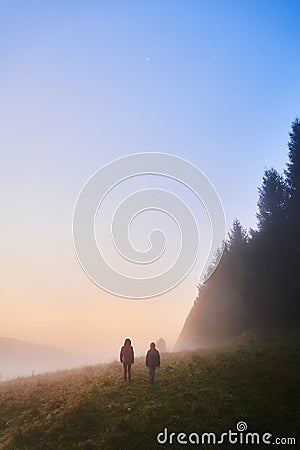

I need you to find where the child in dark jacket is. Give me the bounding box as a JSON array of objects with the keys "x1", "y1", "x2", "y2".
[
  {"x1": 120, "y1": 338, "x2": 134, "y2": 383},
  {"x1": 146, "y1": 342, "x2": 160, "y2": 384}
]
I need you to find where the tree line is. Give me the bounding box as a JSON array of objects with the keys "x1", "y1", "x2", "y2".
[{"x1": 177, "y1": 118, "x2": 300, "y2": 349}]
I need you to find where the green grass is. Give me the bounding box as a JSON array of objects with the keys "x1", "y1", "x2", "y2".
[{"x1": 0, "y1": 333, "x2": 299, "y2": 449}]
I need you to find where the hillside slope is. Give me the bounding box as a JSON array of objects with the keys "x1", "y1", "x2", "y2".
[{"x1": 0, "y1": 333, "x2": 299, "y2": 449}]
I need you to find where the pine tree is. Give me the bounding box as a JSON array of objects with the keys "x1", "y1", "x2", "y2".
[
  {"x1": 286, "y1": 117, "x2": 300, "y2": 195},
  {"x1": 257, "y1": 168, "x2": 287, "y2": 230},
  {"x1": 285, "y1": 118, "x2": 300, "y2": 229},
  {"x1": 284, "y1": 118, "x2": 300, "y2": 323},
  {"x1": 250, "y1": 168, "x2": 290, "y2": 328},
  {"x1": 227, "y1": 219, "x2": 248, "y2": 253}
]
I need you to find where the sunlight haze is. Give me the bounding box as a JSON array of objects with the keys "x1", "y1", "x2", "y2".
[{"x1": 1, "y1": 1, "x2": 300, "y2": 372}]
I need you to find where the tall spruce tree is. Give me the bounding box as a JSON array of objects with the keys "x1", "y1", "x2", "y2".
[
  {"x1": 285, "y1": 118, "x2": 300, "y2": 232},
  {"x1": 284, "y1": 118, "x2": 300, "y2": 323},
  {"x1": 286, "y1": 118, "x2": 300, "y2": 195},
  {"x1": 249, "y1": 167, "x2": 291, "y2": 328}
]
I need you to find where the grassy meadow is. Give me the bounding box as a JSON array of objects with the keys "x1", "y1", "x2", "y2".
[{"x1": 0, "y1": 333, "x2": 299, "y2": 449}]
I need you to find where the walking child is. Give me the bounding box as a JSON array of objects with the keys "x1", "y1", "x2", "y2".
[
  {"x1": 146, "y1": 342, "x2": 160, "y2": 384},
  {"x1": 120, "y1": 338, "x2": 134, "y2": 383}
]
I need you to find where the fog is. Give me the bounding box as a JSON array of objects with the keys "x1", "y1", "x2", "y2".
[{"x1": 0, "y1": 335, "x2": 172, "y2": 382}]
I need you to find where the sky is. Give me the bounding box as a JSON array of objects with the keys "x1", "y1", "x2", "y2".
[{"x1": 1, "y1": 1, "x2": 300, "y2": 363}]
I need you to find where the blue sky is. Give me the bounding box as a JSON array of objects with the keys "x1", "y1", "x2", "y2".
[
  {"x1": 2, "y1": 1, "x2": 300, "y2": 228},
  {"x1": 1, "y1": 1, "x2": 300, "y2": 355}
]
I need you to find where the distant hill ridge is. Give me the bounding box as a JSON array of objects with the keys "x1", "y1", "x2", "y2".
[{"x1": 0, "y1": 336, "x2": 77, "y2": 380}]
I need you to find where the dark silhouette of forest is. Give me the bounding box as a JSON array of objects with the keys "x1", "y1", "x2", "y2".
[{"x1": 177, "y1": 119, "x2": 300, "y2": 349}]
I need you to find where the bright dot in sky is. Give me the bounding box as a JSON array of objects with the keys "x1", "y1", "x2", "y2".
[{"x1": 146, "y1": 57, "x2": 151, "y2": 61}]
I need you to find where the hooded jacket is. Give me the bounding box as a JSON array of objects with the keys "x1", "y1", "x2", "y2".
[{"x1": 146, "y1": 348, "x2": 160, "y2": 367}]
